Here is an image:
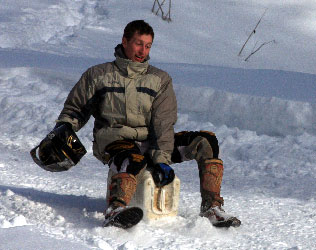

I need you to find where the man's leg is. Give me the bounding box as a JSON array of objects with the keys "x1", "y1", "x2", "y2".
[
  {"x1": 171, "y1": 131, "x2": 241, "y2": 227},
  {"x1": 103, "y1": 140, "x2": 147, "y2": 228}
]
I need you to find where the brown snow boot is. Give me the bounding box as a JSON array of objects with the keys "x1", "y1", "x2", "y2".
[
  {"x1": 198, "y1": 158, "x2": 241, "y2": 228},
  {"x1": 108, "y1": 172, "x2": 137, "y2": 209},
  {"x1": 103, "y1": 173, "x2": 143, "y2": 228}
]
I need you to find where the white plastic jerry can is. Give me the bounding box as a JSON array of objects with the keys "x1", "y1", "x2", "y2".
[{"x1": 106, "y1": 169, "x2": 181, "y2": 221}]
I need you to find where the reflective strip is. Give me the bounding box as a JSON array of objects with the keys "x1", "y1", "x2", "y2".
[
  {"x1": 96, "y1": 86, "x2": 157, "y2": 97},
  {"x1": 97, "y1": 87, "x2": 125, "y2": 96},
  {"x1": 136, "y1": 87, "x2": 157, "y2": 97}
]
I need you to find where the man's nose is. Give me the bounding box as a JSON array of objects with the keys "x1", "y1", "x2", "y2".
[{"x1": 139, "y1": 45, "x2": 145, "y2": 53}]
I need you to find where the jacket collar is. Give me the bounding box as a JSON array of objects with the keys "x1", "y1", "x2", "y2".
[{"x1": 114, "y1": 44, "x2": 149, "y2": 78}]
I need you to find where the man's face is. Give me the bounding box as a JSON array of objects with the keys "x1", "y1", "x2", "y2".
[{"x1": 122, "y1": 32, "x2": 153, "y2": 63}]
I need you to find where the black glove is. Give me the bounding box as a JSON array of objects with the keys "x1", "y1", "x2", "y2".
[
  {"x1": 54, "y1": 122, "x2": 72, "y2": 130},
  {"x1": 152, "y1": 163, "x2": 175, "y2": 187}
]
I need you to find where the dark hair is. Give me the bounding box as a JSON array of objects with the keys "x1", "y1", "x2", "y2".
[{"x1": 123, "y1": 20, "x2": 154, "y2": 41}]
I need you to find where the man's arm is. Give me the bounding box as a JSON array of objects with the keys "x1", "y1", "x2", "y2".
[
  {"x1": 57, "y1": 67, "x2": 97, "y2": 131},
  {"x1": 148, "y1": 74, "x2": 177, "y2": 165}
]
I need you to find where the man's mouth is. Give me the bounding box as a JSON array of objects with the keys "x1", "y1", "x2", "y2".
[{"x1": 135, "y1": 55, "x2": 144, "y2": 62}]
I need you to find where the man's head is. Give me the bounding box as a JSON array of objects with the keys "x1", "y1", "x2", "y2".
[{"x1": 122, "y1": 20, "x2": 154, "y2": 63}]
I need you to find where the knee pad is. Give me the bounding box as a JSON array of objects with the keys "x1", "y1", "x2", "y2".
[
  {"x1": 172, "y1": 131, "x2": 219, "y2": 163},
  {"x1": 105, "y1": 140, "x2": 147, "y2": 175},
  {"x1": 198, "y1": 131, "x2": 219, "y2": 158}
]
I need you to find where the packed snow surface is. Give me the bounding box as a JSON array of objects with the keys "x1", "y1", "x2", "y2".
[{"x1": 1, "y1": 0, "x2": 316, "y2": 249}]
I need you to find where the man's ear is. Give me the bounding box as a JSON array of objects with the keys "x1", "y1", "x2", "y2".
[{"x1": 122, "y1": 37, "x2": 127, "y2": 48}]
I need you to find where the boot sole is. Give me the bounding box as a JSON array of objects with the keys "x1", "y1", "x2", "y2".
[
  {"x1": 213, "y1": 217, "x2": 241, "y2": 228},
  {"x1": 103, "y1": 207, "x2": 143, "y2": 229}
]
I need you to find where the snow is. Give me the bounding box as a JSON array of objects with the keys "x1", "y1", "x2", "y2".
[{"x1": 1, "y1": 0, "x2": 316, "y2": 249}]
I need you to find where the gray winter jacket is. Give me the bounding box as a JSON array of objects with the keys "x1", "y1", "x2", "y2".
[{"x1": 57, "y1": 45, "x2": 177, "y2": 165}]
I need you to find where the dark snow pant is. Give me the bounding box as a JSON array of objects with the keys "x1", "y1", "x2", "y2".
[{"x1": 105, "y1": 130, "x2": 220, "y2": 175}]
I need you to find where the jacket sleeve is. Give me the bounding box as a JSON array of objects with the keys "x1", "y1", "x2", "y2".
[
  {"x1": 148, "y1": 74, "x2": 177, "y2": 165},
  {"x1": 57, "y1": 68, "x2": 97, "y2": 132}
]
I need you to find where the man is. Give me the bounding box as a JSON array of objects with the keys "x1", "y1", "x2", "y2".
[{"x1": 40, "y1": 20, "x2": 240, "y2": 228}]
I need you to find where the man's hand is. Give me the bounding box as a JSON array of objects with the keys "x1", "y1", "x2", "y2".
[{"x1": 152, "y1": 163, "x2": 175, "y2": 187}]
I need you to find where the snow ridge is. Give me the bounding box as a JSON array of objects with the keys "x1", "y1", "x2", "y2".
[{"x1": 175, "y1": 84, "x2": 316, "y2": 136}]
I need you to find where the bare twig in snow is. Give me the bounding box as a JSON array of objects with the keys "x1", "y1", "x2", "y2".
[
  {"x1": 155, "y1": 0, "x2": 165, "y2": 15},
  {"x1": 238, "y1": 8, "x2": 268, "y2": 56},
  {"x1": 152, "y1": 0, "x2": 172, "y2": 22},
  {"x1": 152, "y1": 0, "x2": 156, "y2": 12},
  {"x1": 244, "y1": 40, "x2": 276, "y2": 61}
]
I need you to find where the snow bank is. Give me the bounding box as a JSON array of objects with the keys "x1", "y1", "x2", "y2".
[
  {"x1": 156, "y1": 62, "x2": 316, "y2": 104},
  {"x1": 175, "y1": 84, "x2": 316, "y2": 136}
]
